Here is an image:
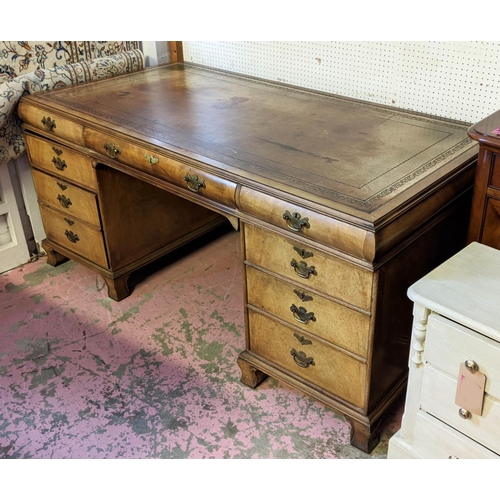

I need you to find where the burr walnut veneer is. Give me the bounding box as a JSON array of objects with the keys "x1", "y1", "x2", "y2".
[{"x1": 18, "y1": 63, "x2": 478, "y2": 452}]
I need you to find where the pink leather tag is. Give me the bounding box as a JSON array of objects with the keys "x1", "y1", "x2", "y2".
[{"x1": 455, "y1": 363, "x2": 486, "y2": 416}]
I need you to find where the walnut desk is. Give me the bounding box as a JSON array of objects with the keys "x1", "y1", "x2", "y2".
[{"x1": 19, "y1": 63, "x2": 477, "y2": 453}]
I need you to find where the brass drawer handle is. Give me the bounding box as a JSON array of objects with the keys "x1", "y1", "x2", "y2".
[
  {"x1": 41, "y1": 116, "x2": 56, "y2": 132},
  {"x1": 283, "y1": 210, "x2": 310, "y2": 232},
  {"x1": 57, "y1": 194, "x2": 72, "y2": 209},
  {"x1": 290, "y1": 259, "x2": 317, "y2": 279},
  {"x1": 184, "y1": 173, "x2": 206, "y2": 193},
  {"x1": 144, "y1": 154, "x2": 159, "y2": 165},
  {"x1": 103, "y1": 142, "x2": 121, "y2": 159},
  {"x1": 293, "y1": 333, "x2": 312, "y2": 345},
  {"x1": 290, "y1": 304, "x2": 316, "y2": 324},
  {"x1": 290, "y1": 348, "x2": 315, "y2": 368},
  {"x1": 465, "y1": 360, "x2": 479, "y2": 374},
  {"x1": 52, "y1": 157, "x2": 67, "y2": 171},
  {"x1": 64, "y1": 230, "x2": 79, "y2": 243},
  {"x1": 458, "y1": 408, "x2": 472, "y2": 420}
]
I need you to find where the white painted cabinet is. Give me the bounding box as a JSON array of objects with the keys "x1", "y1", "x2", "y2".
[{"x1": 388, "y1": 242, "x2": 500, "y2": 459}]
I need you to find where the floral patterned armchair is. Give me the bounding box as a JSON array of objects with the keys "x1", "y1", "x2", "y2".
[{"x1": 0, "y1": 41, "x2": 144, "y2": 165}]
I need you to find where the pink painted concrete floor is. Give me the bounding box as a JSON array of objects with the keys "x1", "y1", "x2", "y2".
[{"x1": 0, "y1": 226, "x2": 403, "y2": 459}]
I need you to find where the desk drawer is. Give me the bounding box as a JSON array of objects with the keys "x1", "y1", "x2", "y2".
[
  {"x1": 84, "y1": 128, "x2": 238, "y2": 208},
  {"x1": 244, "y1": 224, "x2": 372, "y2": 311},
  {"x1": 246, "y1": 266, "x2": 370, "y2": 358},
  {"x1": 248, "y1": 310, "x2": 366, "y2": 408},
  {"x1": 412, "y1": 411, "x2": 499, "y2": 459},
  {"x1": 25, "y1": 134, "x2": 96, "y2": 189},
  {"x1": 32, "y1": 169, "x2": 100, "y2": 228},
  {"x1": 39, "y1": 205, "x2": 108, "y2": 268},
  {"x1": 421, "y1": 364, "x2": 500, "y2": 455},
  {"x1": 18, "y1": 102, "x2": 85, "y2": 146},
  {"x1": 238, "y1": 186, "x2": 371, "y2": 260},
  {"x1": 425, "y1": 314, "x2": 500, "y2": 399}
]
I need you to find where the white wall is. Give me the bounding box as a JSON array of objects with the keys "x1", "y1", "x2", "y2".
[{"x1": 182, "y1": 41, "x2": 500, "y2": 124}]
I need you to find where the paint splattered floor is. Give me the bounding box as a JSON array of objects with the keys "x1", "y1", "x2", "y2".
[{"x1": 0, "y1": 226, "x2": 403, "y2": 459}]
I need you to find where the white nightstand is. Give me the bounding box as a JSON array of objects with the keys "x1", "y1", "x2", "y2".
[{"x1": 388, "y1": 242, "x2": 500, "y2": 459}]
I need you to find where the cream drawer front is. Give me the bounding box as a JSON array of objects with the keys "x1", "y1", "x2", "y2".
[
  {"x1": 246, "y1": 266, "x2": 370, "y2": 358},
  {"x1": 39, "y1": 205, "x2": 108, "y2": 269},
  {"x1": 247, "y1": 309, "x2": 367, "y2": 408},
  {"x1": 25, "y1": 133, "x2": 96, "y2": 189},
  {"x1": 425, "y1": 313, "x2": 500, "y2": 399},
  {"x1": 244, "y1": 224, "x2": 372, "y2": 311},
  {"x1": 413, "y1": 411, "x2": 499, "y2": 459},
  {"x1": 32, "y1": 169, "x2": 100, "y2": 227},
  {"x1": 421, "y1": 364, "x2": 500, "y2": 454}
]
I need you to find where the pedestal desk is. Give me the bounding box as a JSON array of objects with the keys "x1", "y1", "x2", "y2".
[{"x1": 18, "y1": 63, "x2": 477, "y2": 452}]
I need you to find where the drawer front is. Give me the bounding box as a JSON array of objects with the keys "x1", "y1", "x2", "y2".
[
  {"x1": 248, "y1": 310, "x2": 367, "y2": 408},
  {"x1": 425, "y1": 314, "x2": 500, "y2": 399},
  {"x1": 238, "y1": 186, "x2": 372, "y2": 260},
  {"x1": 18, "y1": 102, "x2": 85, "y2": 146},
  {"x1": 84, "y1": 128, "x2": 238, "y2": 208},
  {"x1": 244, "y1": 224, "x2": 373, "y2": 311},
  {"x1": 413, "y1": 411, "x2": 499, "y2": 459},
  {"x1": 40, "y1": 205, "x2": 108, "y2": 268},
  {"x1": 246, "y1": 266, "x2": 370, "y2": 358},
  {"x1": 421, "y1": 364, "x2": 500, "y2": 454},
  {"x1": 25, "y1": 134, "x2": 96, "y2": 189},
  {"x1": 490, "y1": 154, "x2": 500, "y2": 190},
  {"x1": 32, "y1": 169, "x2": 100, "y2": 228}
]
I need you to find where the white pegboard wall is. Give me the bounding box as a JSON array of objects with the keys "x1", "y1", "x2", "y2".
[{"x1": 182, "y1": 41, "x2": 500, "y2": 123}]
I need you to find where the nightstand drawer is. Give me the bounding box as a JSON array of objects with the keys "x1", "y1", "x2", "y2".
[
  {"x1": 248, "y1": 309, "x2": 367, "y2": 408},
  {"x1": 25, "y1": 134, "x2": 96, "y2": 189},
  {"x1": 32, "y1": 169, "x2": 100, "y2": 228},
  {"x1": 244, "y1": 224, "x2": 372, "y2": 311},
  {"x1": 421, "y1": 364, "x2": 500, "y2": 454},
  {"x1": 246, "y1": 266, "x2": 370, "y2": 357},
  {"x1": 425, "y1": 313, "x2": 500, "y2": 399},
  {"x1": 413, "y1": 411, "x2": 499, "y2": 459},
  {"x1": 84, "y1": 127, "x2": 238, "y2": 208},
  {"x1": 39, "y1": 205, "x2": 108, "y2": 269}
]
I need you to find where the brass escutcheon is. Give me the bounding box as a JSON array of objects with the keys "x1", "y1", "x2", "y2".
[
  {"x1": 103, "y1": 142, "x2": 121, "y2": 159},
  {"x1": 64, "y1": 218, "x2": 75, "y2": 226},
  {"x1": 184, "y1": 173, "x2": 206, "y2": 193},
  {"x1": 293, "y1": 246, "x2": 314, "y2": 259},
  {"x1": 283, "y1": 210, "x2": 310, "y2": 232},
  {"x1": 293, "y1": 333, "x2": 312, "y2": 346},
  {"x1": 144, "y1": 154, "x2": 159, "y2": 166},
  {"x1": 52, "y1": 146, "x2": 63, "y2": 156},
  {"x1": 41, "y1": 116, "x2": 56, "y2": 132},
  {"x1": 293, "y1": 289, "x2": 313, "y2": 302}
]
